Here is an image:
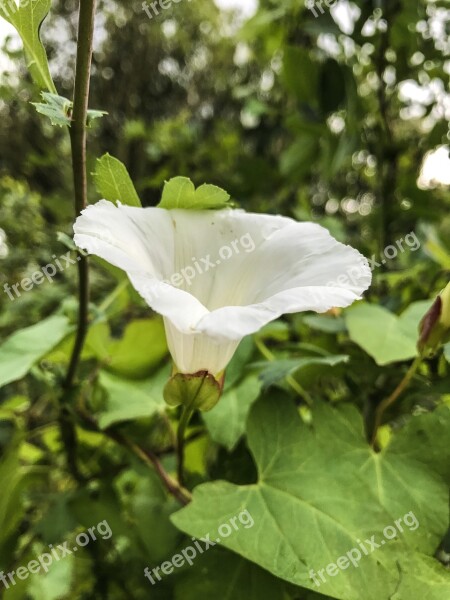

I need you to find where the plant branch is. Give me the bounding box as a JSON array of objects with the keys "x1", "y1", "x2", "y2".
[
  {"x1": 76, "y1": 390, "x2": 192, "y2": 505},
  {"x1": 110, "y1": 430, "x2": 192, "y2": 506},
  {"x1": 371, "y1": 356, "x2": 422, "y2": 449},
  {"x1": 64, "y1": 0, "x2": 97, "y2": 389},
  {"x1": 58, "y1": 0, "x2": 96, "y2": 483}
]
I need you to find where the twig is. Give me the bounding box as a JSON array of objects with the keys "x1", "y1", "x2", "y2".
[
  {"x1": 76, "y1": 392, "x2": 191, "y2": 505},
  {"x1": 110, "y1": 430, "x2": 192, "y2": 506},
  {"x1": 371, "y1": 356, "x2": 422, "y2": 449}
]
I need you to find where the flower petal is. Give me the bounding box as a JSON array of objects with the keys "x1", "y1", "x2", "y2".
[
  {"x1": 73, "y1": 200, "x2": 209, "y2": 332},
  {"x1": 193, "y1": 219, "x2": 372, "y2": 340},
  {"x1": 74, "y1": 201, "x2": 371, "y2": 371}
]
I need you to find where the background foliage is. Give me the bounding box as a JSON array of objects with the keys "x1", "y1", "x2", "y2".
[{"x1": 0, "y1": 0, "x2": 449, "y2": 598}]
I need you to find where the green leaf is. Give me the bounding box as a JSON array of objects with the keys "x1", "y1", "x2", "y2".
[
  {"x1": 443, "y1": 342, "x2": 450, "y2": 363},
  {"x1": 0, "y1": 441, "x2": 27, "y2": 542},
  {"x1": 93, "y1": 153, "x2": 141, "y2": 207},
  {"x1": 302, "y1": 314, "x2": 347, "y2": 334},
  {"x1": 203, "y1": 375, "x2": 261, "y2": 451},
  {"x1": 32, "y1": 92, "x2": 107, "y2": 127},
  {"x1": 256, "y1": 355, "x2": 349, "y2": 389},
  {"x1": 106, "y1": 318, "x2": 168, "y2": 378},
  {"x1": 0, "y1": 0, "x2": 56, "y2": 92},
  {"x1": 86, "y1": 108, "x2": 108, "y2": 127},
  {"x1": 0, "y1": 316, "x2": 72, "y2": 388},
  {"x1": 281, "y1": 46, "x2": 317, "y2": 105},
  {"x1": 32, "y1": 92, "x2": 71, "y2": 126},
  {"x1": 27, "y1": 555, "x2": 74, "y2": 600},
  {"x1": 158, "y1": 177, "x2": 231, "y2": 210},
  {"x1": 97, "y1": 368, "x2": 167, "y2": 429},
  {"x1": 172, "y1": 397, "x2": 450, "y2": 599},
  {"x1": 345, "y1": 301, "x2": 433, "y2": 365},
  {"x1": 175, "y1": 548, "x2": 286, "y2": 600},
  {"x1": 118, "y1": 469, "x2": 181, "y2": 563},
  {"x1": 193, "y1": 183, "x2": 231, "y2": 209}
]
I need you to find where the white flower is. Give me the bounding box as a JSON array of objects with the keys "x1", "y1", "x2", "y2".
[{"x1": 73, "y1": 201, "x2": 371, "y2": 375}]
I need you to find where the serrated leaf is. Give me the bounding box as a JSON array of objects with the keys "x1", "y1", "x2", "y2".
[
  {"x1": 0, "y1": 0, "x2": 56, "y2": 92},
  {"x1": 32, "y1": 92, "x2": 71, "y2": 126},
  {"x1": 158, "y1": 177, "x2": 231, "y2": 210},
  {"x1": 172, "y1": 397, "x2": 450, "y2": 600},
  {"x1": 33, "y1": 92, "x2": 107, "y2": 127},
  {"x1": 0, "y1": 316, "x2": 72, "y2": 388},
  {"x1": 93, "y1": 153, "x2": 141, "y2": 207},
  {"x1": 86, "y1": 108, "x2": 108, "y2": 127}
]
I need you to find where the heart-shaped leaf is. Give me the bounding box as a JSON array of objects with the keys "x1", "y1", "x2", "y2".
[{"x1": 172, "y1": 396, "x2": 450, "y2": 600}]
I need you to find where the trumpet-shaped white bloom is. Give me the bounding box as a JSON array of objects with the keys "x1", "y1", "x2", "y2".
[{"x1": 74, "y1": 201, "x2": 371, "y2": 375}]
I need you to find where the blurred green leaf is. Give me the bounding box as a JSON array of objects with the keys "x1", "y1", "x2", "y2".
[
  {"x1": 97, "y1": 367, "x2": 167, "y2": 429},
  {"x1": 27, "y1": 555, "x2": 74, "y2": 600},
  {"x1": 175, "y1": 548, "x2": 286, "y2": 600},
  {"x1": 281, "y1": 46, "x2": 317, "y2": 105},
  {"x1": 106, "y1": 318, "x2": 168, "y2": 378},
  {"x1": 345, "y1": 301, "x2": 433, "y2": 366},
  {"x1": 256, "y1": 354, "x2": 349, "y2": 389},
  {"x1": 0, "y1": 315, "x2": 72, "y2": 388}
]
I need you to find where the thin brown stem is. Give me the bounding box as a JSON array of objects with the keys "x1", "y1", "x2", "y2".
[
  {"x1": 76, "y1": 392, "x2": 191, "y2": 505},
  {"x1": 59, "y1": 0, "x2": 97, "y2": 482},
  {"x1": 110, "y1": 430, "x2": 192, "y2": 506}
]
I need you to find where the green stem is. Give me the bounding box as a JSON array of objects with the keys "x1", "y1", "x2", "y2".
[
  {"x1": 176, "y1": 403, "x2": 196, "y2": 487},
  {"x1": 371, "y1": 356, "x2": 422, "y2": 449},
  {"x1": 64, "y1": 0, "x2": 96, "y2": 389},
  {"x1": 176, "y1": 374, "x2": 208, "y2": 486},
  {"x1": 59, "y1": 0, "x2": 96, "y2": 482},
  {"x1": 255, "y1": 337, "x2": 313, "y2": 406}
]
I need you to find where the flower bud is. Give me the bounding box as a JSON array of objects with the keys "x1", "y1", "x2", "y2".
[
  {"x1": 418, "y1": 282, "x2": 450, "y2": 355},
  {"x1": 163, "y1": 370, "x2": 223, "y2": 412}
]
